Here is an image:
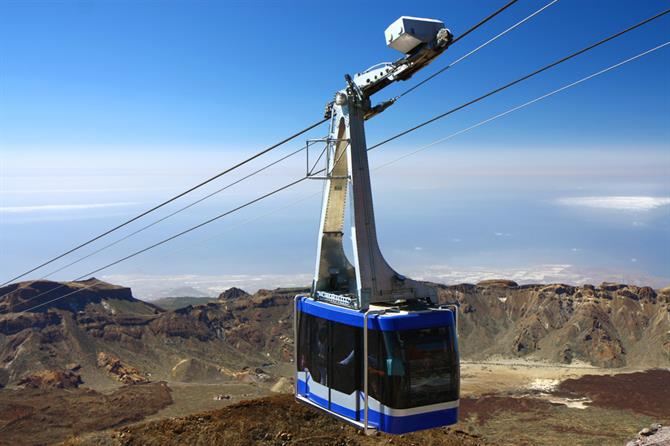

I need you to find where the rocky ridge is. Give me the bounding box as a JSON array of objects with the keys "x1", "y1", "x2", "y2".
[
  {"x1": 437, "y1": 281, "x2": 670, "y2": 367},
  {"x1": 0, "y1": 280, "x2": 302, "y2": 387},
  {"x1": 0, "y1": 278, "x2": 668, "y2": 389}
]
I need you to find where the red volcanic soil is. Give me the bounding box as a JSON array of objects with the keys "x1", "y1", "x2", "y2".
[
  {"x1": 72, "y1": 394, "x2": 487, "y2": 446},
  {"x1": 460, "y1": 396, "x2": 555, "y2": 425},
  {"x1": 556, "y1": 369, "x2": 670, "y2": 420},
  {"x1": 0, "y1": 382, "x2": 173, "y2": 446}
]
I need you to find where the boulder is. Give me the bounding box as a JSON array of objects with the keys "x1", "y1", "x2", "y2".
[
  {"x1": 97, "y1": 351, "x2": 149, "y2": 384},
  {"x1": 18, "y1": 370, "x2": 82, "y2": 389},
  {"x1": 270, "y1": 377, "x2": 293, "y2": 393}
]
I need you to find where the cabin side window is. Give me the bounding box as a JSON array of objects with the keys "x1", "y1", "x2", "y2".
[
  {"x1": 298, "y1": 312, "x2": 328, "y2": 385},
  {"x1": 309, "y1": 315, "x2": 329, "y2": 385},
  {"x1": 298, "y1": 312, "x2": 360, "y2": 393},
  {"x1": 384, "y1": 325, "x2": 459, "y2": 408},
  {"x1": 297, "y1": 311, "x2": 311, "y2": 376},
  {"x1": 330, "y1": 321, "x2": 359, "y2": 395},
  {"x1": 365, "y1": 328, "x2": 385, "y2": 403}
]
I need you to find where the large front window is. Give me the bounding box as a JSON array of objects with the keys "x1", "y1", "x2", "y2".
[
  {"x1": 370, "y1": 325, "x2": 459, "y2": 408},
  {"x1": 392, "y1": 326, "x2": 459, "y2": 407}
]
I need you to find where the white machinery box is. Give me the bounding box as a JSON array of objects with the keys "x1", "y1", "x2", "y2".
[{"x1": 384, "y1": 16, "x2": 445, "y2": 54}]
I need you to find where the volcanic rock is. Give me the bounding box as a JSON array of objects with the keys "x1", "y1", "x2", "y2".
[
  {"x1": 0, "y1": 381, "x2": 173, "y2": 446},
  {"x1": 18, "y1": 369, "x2": 82, "y2": 389},
  {"x1": 270, "y1": 376, "x2": 293, "y2": 393},
  {"x1": 626, "y1": 425, "x2": 670, "y2": 446},
  {"x1": 77, "y1": 394, "x2": 484, "y2": 446},
  {"x1": 97, "y1": 352, "x2": 149, "y2": 384},
  {"x1": 66, "y1": 362, "x2": 81, "y2": 371}
]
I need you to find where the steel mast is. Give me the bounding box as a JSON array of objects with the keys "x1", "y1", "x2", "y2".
[{"x1": 310, "y1": 17, "x2": 453, "y2": 310}]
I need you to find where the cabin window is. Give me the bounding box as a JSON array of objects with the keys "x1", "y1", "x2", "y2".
[
  {"x1": 298, "y1": 313, "x2": 360, "y2": 393},
  {"x1": 367, "y1": 328, "x2": 396, "y2": 404},
  {"x1": 297, "y1": 312, "x2": 311, "y2": 374},
  {"x1": 330, "y1": 321, "x2": 359, "y2": 395},
  {"x1": 310, "y1": 316, "x2": 329, "y2": 385},
  {"x1": 382, "y1": 325, "x2": 459, "y2": 408},
  {"x1": 298, "y1": 312, "x2": 328, "y2": 385}
]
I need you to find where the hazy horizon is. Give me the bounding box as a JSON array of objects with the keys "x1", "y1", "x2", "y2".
[{"x1": 3, "y1": 145, "x2": 669, "y2": 299}]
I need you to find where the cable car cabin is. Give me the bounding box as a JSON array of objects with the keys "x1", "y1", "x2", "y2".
[
  {"x1": 294, "y1": 296, "x2": 459, "y2": 434},
  {"x1": 295, "y1": 14, "x2": 457, "y2": 435}
]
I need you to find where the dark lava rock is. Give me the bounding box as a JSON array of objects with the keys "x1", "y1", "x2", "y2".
[
  {"x1": 476, "y1": 279, "x2": 518, "y2": 288},
  {"x1": 218, "y1": 287, "x2": 249, "y2": 301}
]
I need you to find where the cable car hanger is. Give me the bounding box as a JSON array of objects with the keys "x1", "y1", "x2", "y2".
[{"x1": 310, "y1": 17, "x2": 453, "y2": 311}]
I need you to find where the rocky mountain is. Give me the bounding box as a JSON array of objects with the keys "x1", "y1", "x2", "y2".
[
  {"x1": 436, "y1": 280, "x2": 670, "y2": 367},
  {"x1": 0, "y1": 278, "x2": 159, "y2": 315},
  {"x1": 0, "y1": 279, "x2": 299, "y2": 388},
  {"x1": 0, "y1": 278, "x2": 668, "y2": 389}
]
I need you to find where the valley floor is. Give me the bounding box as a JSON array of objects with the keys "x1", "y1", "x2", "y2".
[
  {"x1": 460, "y1": 358, "x2": 635, "y2": 396},
  {"x1": 2, "y1": 361, "x2": 666, "y2": 446}
]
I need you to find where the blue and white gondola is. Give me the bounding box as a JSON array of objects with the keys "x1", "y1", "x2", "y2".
[{"x1": 294, "y1": 296, "x2": 459, "y2": 434}]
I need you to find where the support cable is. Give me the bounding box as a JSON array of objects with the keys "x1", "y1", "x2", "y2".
[
  {"x1": 0, "y1": 145, "x2": 307, "y2": 306},
  {"x1": 370, "y1": 8, "x2": 670, "y2": 151},
  {"x1": 451, "y1": 0, "x2": 520, "y2": 46},
  {"x1": 0, "y1": 119, "x2": 327, "y2": 287},
  {"x1": 375, "y1": 41, "x2": 670, "y2": 169},
  {"x1": 396, "y1": 0, "x2": 560, "y2": 99},
  {"x1": 18, "y1": 176, "x2": 310, "y2": 313},
  {"x1": 0, "y1": 0, "x2": 527, "y2": 287}
]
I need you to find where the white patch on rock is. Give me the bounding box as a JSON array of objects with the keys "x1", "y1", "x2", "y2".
[
  {"x1": 528, "y1": 378, "x2": 560, "y2": 393},
  {"x1": 101, "y1": 301, "x2": 116, "y2": 315}
]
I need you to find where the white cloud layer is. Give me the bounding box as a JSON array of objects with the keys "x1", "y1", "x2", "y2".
[
  {"x1": 556, "y1": 196, "x2": 670, "y2": 211},
  {"x1": 0, "y1": 187, "x2": 168, "y2": 195},
  {"x1": 0, "y1": 202, "x2": 138, "y2": 213},
  {"x1": 413, "y1": 264, "x2": 669, "y2": 289}
]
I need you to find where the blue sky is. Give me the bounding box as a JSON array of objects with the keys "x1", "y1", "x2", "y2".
[{"x1": 1, "y1": 1, "x2": 669, "y2": 298}]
